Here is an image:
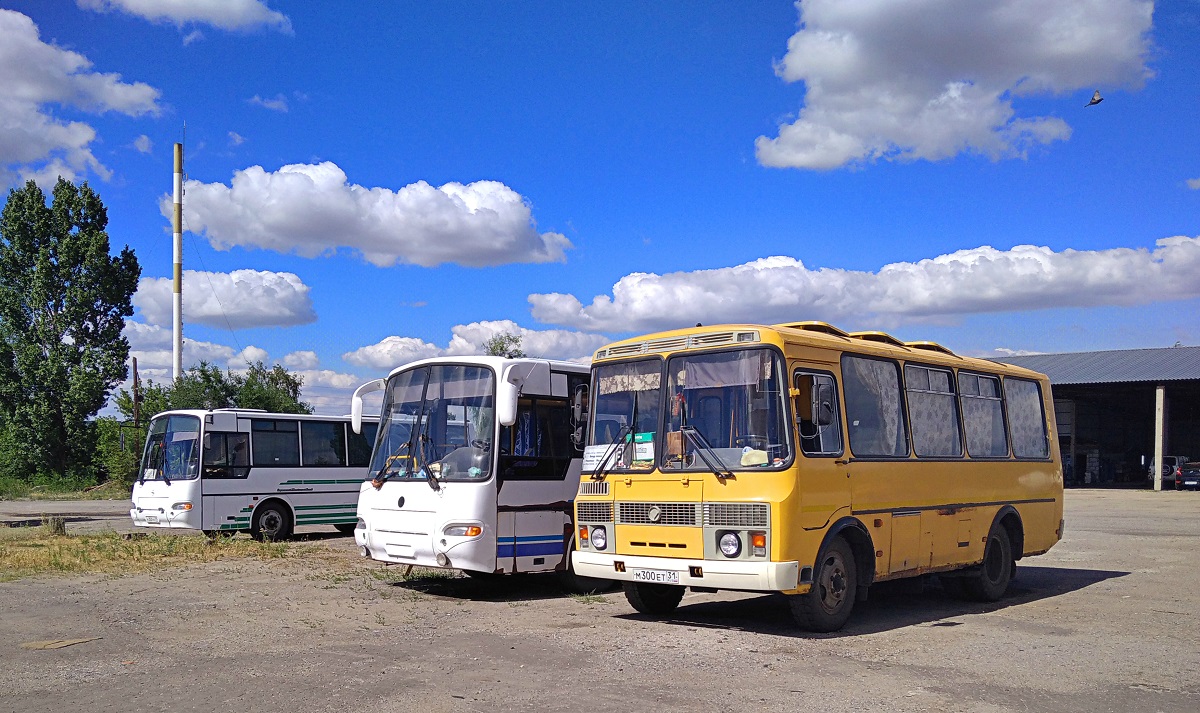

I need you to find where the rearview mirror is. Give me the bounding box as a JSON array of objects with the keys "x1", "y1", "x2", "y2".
[{"x1": 351, "y1": 378, "x2": 386, "y2": 434}]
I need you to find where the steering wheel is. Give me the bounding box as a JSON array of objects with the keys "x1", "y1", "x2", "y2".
[{"x1": 734, "y1": 435, "x2": 770, "y2": 450}]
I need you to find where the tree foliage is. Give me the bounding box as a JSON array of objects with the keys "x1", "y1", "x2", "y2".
[
  {"x1": 0, "y1": 179, "x2": 140, "y2": 481},
  {"x1": 483, "y1": 332, "x2": 525, "y2": 358},
  {"x1": 114, "y1": 361, "x2": 313, "y2": 420}
]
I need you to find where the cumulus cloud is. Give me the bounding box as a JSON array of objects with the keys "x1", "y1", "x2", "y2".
[
  {"x1": 283, "y1": 350, "x2": 319, "y2": 369},
  {"x1": 133, "y1": 134, "x2": 152, "y2": 154},
  {"x1": 168, "y1": 162, "x2": 571, "y2": 267},
  {"x1": 1187, "y1": 178, "x2": 1200, "y2": 190},
  {"x1": 78, "y1": 0, "x2": 292, "y2": 33},
  {"x1": 133, "y1": 269, "x2": 317, "y2": 329},
  {"x1": 756, "y1": 0, "x2": 1153, "y2": 170},
  {"x1": 0, "y1": 9, "x2": 161, "y2": 186},
  {"x1": 529, "y1": 236, "x2": 1200, "y2": 333},
  {"x1": 343, "y1": 320, "x2": 608, "y2": 370},
  {"x1": 228, "y1": 131, "x2": 245, "y2": 146},
  {"x1": 123, "y1": 320, "x2": 240, "y2": 383},
  {"x1": 248, "y1": 93, "x2": 288, "y2": 112}
]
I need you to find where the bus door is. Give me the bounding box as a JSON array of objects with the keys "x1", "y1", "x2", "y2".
[
  {"x1": 496, "y1": 398, "x2": 577, "y2": 573},
  {"x1": 792, "y1": 367, "x2": 850, "y2": 531}
]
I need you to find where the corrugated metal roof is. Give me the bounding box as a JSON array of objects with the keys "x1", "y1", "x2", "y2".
[{"x1": 991, "y1": 346, "x2": 1200, "y2": 385}]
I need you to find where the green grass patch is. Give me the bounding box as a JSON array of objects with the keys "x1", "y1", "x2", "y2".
[{"x1": 0, "y1": 524, "x2": 316, "y2": 582}]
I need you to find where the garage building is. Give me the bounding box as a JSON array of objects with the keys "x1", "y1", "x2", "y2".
[{"x1": 995, "y1": 346, "x2": 1200, "y2": 489}]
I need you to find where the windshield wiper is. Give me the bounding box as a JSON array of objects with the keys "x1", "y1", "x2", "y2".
[
  {"x1": 590, "y1": 423, "x2": 632, "y2": 481},
  {"x1": 680, "y1": 426, "x2": 735, "y2": 481},
  {"x1": 371, "y1": 439, "x2": 413, "y2": 489}
]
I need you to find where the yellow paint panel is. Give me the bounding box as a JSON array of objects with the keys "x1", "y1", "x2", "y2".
[{"x1": 616, "y1": 524, "x2": 704, "y2": 559}]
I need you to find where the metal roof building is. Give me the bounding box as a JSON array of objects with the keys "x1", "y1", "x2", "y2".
[{"x1": 994, "y1": 346, "x2": 1200, "y2": 489}]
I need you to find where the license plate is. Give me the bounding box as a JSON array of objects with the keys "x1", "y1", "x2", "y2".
[
  {"x1": 1185, "y1": 480, "x2": 1197, "y2": 486},
  {"x1": 145, "y1": 515, "x2": 159, "y2": 524},
  {"x1": 630, "y1": 567, "x2": 680, "y2": 584}
]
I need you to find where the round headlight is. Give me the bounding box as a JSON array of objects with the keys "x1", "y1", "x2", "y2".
[
  {"x1": 589, "y1": 525, "x2": 607, "y2": 550},
  {"x1": 719, "y1": 532, "x2": 741, "y2": 557}
]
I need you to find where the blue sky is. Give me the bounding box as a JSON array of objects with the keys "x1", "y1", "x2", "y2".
[{"x1": 2, "y1": 1, "x2": 1198, "y2": 413}]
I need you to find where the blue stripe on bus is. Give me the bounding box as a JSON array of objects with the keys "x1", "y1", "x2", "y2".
[{"x1": 496, "y1": 535, "x2": 564, "y2": 558}]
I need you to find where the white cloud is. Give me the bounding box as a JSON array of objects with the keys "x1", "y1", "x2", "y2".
[
  {"x1": 133, "y1": 269, "x2": 317, "y2": 329},
  {"x1": 283, "y1": 350, "x2": 319, "y2": 369},
  {"x1": 228, "y1": 131, "x2": 245, "y2": 146},
  {"x1": 529, "y1": 236, "x2": 1200, "y2": 333},
  {"x1": 756, "y1": 0, "x2": 1153, "y2": 170},
  {"x1": 1187, "y1": 178, "x2": 1200, "y2": 190},
  {"x1": 0, "y1": 9, "x2": 161, "y2": 186},
  {"x1": 182, "y1": 29, "x2": 204, "y2": 45},
  {"x1": 78, "y1": 0, "x2": 292, "y2": 33},
  {"x1": 123, "y1": 320, "x2": 239, "y2": 383},
  {"x1": 168, "y1": 162, "x2": 572, "y2": 267},
  {"x1": 133, "y1": 134, "x2": 152, "y2": 154},
  {"x1": 231, "y1": 345, "x2": 269, "y2": 367},
  {"x1": 343, "y1": 320, "x2": 608, "y2": 370},
  {"x1": 248, "y1": 93, "x2": 288, "y2": 112}
]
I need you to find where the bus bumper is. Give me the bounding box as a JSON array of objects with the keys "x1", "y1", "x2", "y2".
[{"x1": 572, "y1": 550, "x2": 801, "y2": 592}]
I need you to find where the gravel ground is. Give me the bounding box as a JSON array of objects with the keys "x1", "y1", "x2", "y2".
[{"x1": 1, "y1": 490, "x2": 1197, "y2": 713}]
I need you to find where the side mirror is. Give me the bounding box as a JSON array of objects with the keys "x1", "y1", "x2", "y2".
[
  {"x1": 497, "y1": 363, "x2": 534, "y2": 427},
  {"x1": 814, "y1": 383, "x2": 835, "y2": 427},
  {"x1": 351, "y1": 378, "x2": 386, "y2": 434},
  {"x1": 572, "y1": 383, "x2": 589, "y2": 423}
]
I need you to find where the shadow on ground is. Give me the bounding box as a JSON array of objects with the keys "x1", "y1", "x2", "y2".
[{"x1": 611, "y1": 565, "x2": 1130, "y2": 638}]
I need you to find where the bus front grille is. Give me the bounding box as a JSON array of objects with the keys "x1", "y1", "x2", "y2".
[
  {"x1": 578, "y1": 481, "x2": 610, "y2": 496},
  {"x1": 617, "y1": 502, "x2": 700, "y2": 526},
  {"x1": 577, "y1": 502, "x2": 613, "y2": 521},
  {"x1": 703, "y1": 503, "x2": 769, "y2": 528}
]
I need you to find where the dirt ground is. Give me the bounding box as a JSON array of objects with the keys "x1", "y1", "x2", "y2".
[{"x1": 1, "y1": 490, "x2": 1197, "y2": 713}]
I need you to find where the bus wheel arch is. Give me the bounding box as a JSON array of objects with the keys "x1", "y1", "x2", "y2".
[
  {"x1": 790, "y1": 533, "x2": 858, "y2": 632},
  {"x1": 992, "y1": 505, "x2": 1025, "y2": 562},
  {"x1": 250, "y1": 499, "x2": 294, "y2": 541},
  {"x1": 825, "y1": 517, "x2": 876, "y2": 596}
]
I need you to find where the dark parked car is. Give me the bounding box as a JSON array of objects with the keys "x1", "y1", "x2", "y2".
[{"x1": 1178, "y1": 462, "x2": 1200, "y2": 491}]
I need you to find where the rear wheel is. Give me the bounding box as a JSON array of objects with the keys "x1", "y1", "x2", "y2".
[
  {"x1": 790, "y1": 536, "x2": 857, "y2": 632},
  {"x1": 624, "y1": 582, "x2": 684, "y2": 616},
  {"x1": 962, "y1": 523, "x2": 1013, "y2": 601},
  {"x1": 250, "y1": 503, "x2": 292, "y2": 542}
]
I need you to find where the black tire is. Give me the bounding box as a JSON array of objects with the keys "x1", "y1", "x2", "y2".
[
  {"x1": 463, "y1": 569, "x2": 501, "y2": 579},
  {"x1": 623, "y1": 582, "x2": 684, "y2": 616},
  {"x1": 790, "y1": 536, "x2": 857, "y2": 632},
  {"x1": 333, "y1": 522, "x2": 357, "y2": 535},
  {"x1": 250, "y1": 502, "x2": 292, "y2": 542},
  {"x1": 962, "y1": 523, "x2": 1013, "y2": 601}
]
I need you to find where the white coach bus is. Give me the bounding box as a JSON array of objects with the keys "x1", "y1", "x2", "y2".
[
  {"x1": 130, "y1": 409, "x2": 379, "y2": 539},
  {"x1": 350, "y1": 356, "x2": 604, "y2": 586}
]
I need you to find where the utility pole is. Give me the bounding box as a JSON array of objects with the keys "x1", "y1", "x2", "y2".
[
  {"x1": 132, "y1": 356, "x2": 140, "y2": 427},
  {"x1": 172, "y1": 142, "x2": 183, "y2": 380}
]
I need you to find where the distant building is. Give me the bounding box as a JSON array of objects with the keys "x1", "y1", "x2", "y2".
[{"x1": 994, "y1": 346, "x2": 1200, "y2": 488}]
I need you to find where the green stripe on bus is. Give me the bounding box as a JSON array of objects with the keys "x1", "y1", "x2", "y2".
[
  {"x1": 293, "y1": 504, "x2": 355, "y2": 511},
  {"x1": 296, "y1": 513, "x2": 356, "y2": 521},
  {"x1": 296, "y1": 517, "x2": 356, "y2": 525},
  {"x1": 279, "y1": 479, "x2": 363, "y2": 485}
]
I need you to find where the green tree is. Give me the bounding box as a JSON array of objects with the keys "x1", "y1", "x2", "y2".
[
  {"x1": 483, "y1": 332, "x2": 525, "y2": 358},
  {"x1": 0, "y1": 179, "x2": 140, "y2": 482},
  {"x1": 114, "y1": 361, "x2": 312, "y2": 420}
]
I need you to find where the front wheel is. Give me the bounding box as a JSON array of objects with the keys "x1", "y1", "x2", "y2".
[
  {"x1": 250, "y1": 503, "x2": 292, "y2": 542},
  {"x1": 558, "y1": 542, "x2": 615, "y2": 594},
  {"x1": 790, "y1": 536, "x2": 857, "y2": 632},
  {"x1": 624, "y1": 582, "x2": 684, "y2": 616}
]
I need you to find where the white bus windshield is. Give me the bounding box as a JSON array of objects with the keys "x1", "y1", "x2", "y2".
[
  {"x1": 369, "y1": 364, "x2": 495, "y2": 481},
  {"x1": 140, "y1": 415, "x2": 201, "y2": 481}
]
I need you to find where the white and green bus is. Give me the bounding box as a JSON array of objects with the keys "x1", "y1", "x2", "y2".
[{"x1": 130, "y1": 409, "x2": 379, "y2": 539}]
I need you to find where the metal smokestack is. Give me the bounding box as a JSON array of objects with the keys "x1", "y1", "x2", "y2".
[{"x1": 172, "y1": 142, "x2": 183, "y2": 380}]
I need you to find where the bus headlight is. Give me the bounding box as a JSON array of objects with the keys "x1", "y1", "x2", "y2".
[
  {"x1": 719, "y1": 532, "x2": 741, "y2": 558},
  {"x1": 171, "y1": 502, "x2": 193, "y2": 511},
  {"x1": 589, "y1": 525, "x2": 607, "y2": 550},
  {"x1": 443, "y1": 524, "x2": 482, "y2": 537}
]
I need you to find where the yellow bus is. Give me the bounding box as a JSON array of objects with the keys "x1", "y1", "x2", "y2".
[{"x1": 571, "y1": 321, "x2": 1063, "y2": 631}]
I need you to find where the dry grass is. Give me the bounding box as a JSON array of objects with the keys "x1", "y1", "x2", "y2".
[{"x1": 0, "y1": 524, "x2": 322, "y2": 582}]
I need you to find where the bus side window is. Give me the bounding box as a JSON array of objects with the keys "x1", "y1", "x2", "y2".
[
  {"x1": 499, "y1": 399, "x2": 572, "y2": 480},
  {"x1": 203, "y1": 433, "x2": 250, "y2": 479},
  {"x1": 794, "y1": 371, "x2": 844, "y2": 457}
]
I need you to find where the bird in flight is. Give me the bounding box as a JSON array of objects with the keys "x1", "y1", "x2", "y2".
[{"x1": 1085, "y1": 90, "x2": 1103, "y2": 107}]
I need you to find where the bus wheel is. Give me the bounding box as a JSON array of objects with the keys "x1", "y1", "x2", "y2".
[
  {"x1": 333, "y1": 523, "x2": 357, "y2": 535},
  {"x1": 962, "y1": 524, "x2": 1013, "y2": 601},
  {"x1": 624, "y1": 582, "x2": 684, "y2": 616},
  {"x1": 559, "y1": 541, "x2": 617, "y2": 594},
  {"x1": 790, "y1": 536, "x2": 857, "y2": 632},
  {"x1": 251, "y1": 503, "x2": 292, "y2": 542}
]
